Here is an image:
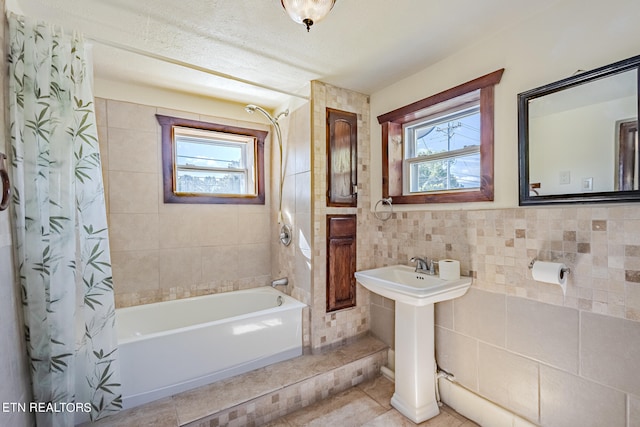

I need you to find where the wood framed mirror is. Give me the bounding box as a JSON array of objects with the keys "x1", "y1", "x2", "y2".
[{"x1": 518, "y1": 55, "x2": 640, "y2": 205}]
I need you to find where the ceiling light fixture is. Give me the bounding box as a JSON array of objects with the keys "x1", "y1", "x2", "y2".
[{"x1": 281, "y1": 0, "x2": 336, "y2": 32}]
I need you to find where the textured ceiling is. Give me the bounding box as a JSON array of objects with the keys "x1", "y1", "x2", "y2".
[{"x1": 12, "y1": 0, "x2": 564, "y2": 108}]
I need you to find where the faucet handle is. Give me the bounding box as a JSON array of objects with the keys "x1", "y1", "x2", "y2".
[{"x1": 428, "y1": 259, "x2": 436, "y2": 275}]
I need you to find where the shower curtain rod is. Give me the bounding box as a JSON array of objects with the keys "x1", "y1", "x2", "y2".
[{"x1": 86, "y1": 36, "x2": 310, "y2": 101}]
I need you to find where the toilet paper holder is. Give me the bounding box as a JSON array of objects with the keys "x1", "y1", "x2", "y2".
[{"x1": 528, "y1": 258, "x2": 571, "y2": 275}]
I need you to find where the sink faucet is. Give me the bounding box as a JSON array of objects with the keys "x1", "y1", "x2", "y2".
[
  {"x1": 410, "y1": 257, "x2": 429, "y2": 274},
  {"x1": 410, "y1": 257, "x2": 436, "y2": 275}
]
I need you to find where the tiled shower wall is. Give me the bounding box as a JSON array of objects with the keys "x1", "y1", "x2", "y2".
[
  {"x1": 0, "y1": 9, "x2": 33, "y2": 427},
  {"x1": 272, "y1": 102, "x2": 313, "y2": 347},
  {"x1": 364, "y1": 206, "x2": 640, "y2": 426},
  {"x1": 95, "y1": 99, "x2": 273, "y2": 307}
]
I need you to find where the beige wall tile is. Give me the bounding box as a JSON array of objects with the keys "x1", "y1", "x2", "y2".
[
  {"x1": 435, "y1": 327, "x2": 478, "y2": 392},
  {"x1": 281, "y1": 174, "x2": 296, "y2": 223},
  {"x1": 295, "y1": 171, "x2": 311, "y2": 214},
  {"x1": 237, "y1": 243, "x2": 272, "y2": 278},
  {"x1": 369, "y1": 303, "x2": 394, "y2": 348},
  {"x1": 294, "y1": 248, "x2": 311, "y2": 292},
  {"x1": 158, "y1": 248, "x2": 202, "y2": 289},
  {"x1": 435, "y1": 300, "x2": 453, "y2": 329},
  {"x1": 281, "y1": 119, "x2": 296, "y2": 180},
  {"x1": 94, "y1": 97, "x2": 107, "y2": 126},
  {"x1": 158, "y1": 212, "x2": 199, "y2": 249},
  {"x1": 111, "y1": 250, "x2": 159, "y2": 293},
  {"x1": 540, "y1": 365, "x2": 626, "y2": 427},
  {"x1": 109, "y1": 171, "x2": 158, "y2": 214},
  {"x1": 453, "y1": 288, "x2": 506, "y2": 346},
  {"x1": 201, "y1": 245, "x2": 239, "y2": 282},
  {"x1": 195, "y1": 211, "x2": 239, "y2": 247},
  {"x1": 581, "y1": 312, "x2": 640, "y2": 395},
  {"x1": 107, "y1": 127, "x2": 158, "y2": 173},
  {"x1": 506, "y1": 296, "x2": 579, "y2": 372},
  {"x1": 478, "y1": 343, "x2": 539, "y2": 422},
  {"x1": 293, "y1": 104, "x2": 311, "y2": 174},
  {"x1": 294, "y1": 212, "x2": 312, "y2": 293},
  {"x1": 106, "y1": 100, "x2": 158, "y2": 132},
  {"x1": 237, "y1": 212, "x2": 271, "y2": 244},
  {"x1": 108, "y1": 214, "x2": 159, "y2": 251}
]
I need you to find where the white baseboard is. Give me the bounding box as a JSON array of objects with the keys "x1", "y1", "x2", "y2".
[{"x1": 437, "y1": 377, "x2": 538, "y2": 427}]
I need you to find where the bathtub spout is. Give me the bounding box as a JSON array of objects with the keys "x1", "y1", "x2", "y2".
[{"x1": 271, "y1": 278, "x2": 289, "y2": 288}]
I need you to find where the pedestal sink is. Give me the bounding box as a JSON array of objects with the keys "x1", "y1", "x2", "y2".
[{"x1": 354, "y1": 264, "x2": 472, "y2": 423}]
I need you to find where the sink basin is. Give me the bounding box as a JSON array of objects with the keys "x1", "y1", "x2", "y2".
[{"x1": 354, "y1": 264, "x2": 472, "y2": 306}]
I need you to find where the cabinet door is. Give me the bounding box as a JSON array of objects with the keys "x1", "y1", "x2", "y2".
[
  {"x1": 326, "y1": 215, "x2": 356, "y2": 312},
  {"x1": 327, "y1": 108, "x2": 357, "y2": 207}
]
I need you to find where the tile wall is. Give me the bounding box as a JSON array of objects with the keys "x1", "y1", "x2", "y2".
[
  {"x1": 95, "y1": 99, "x2": 274, "y2": 307},
  {"x1": 0, "y1": 8, "x2": 34, "y2": 426},
  {"x1": 363, "y1": 205, "x2": 640, "y2": 426},
  {"x1": 436, "y1": 287, "x2": 640, "y2": 427},
  {"x1": 272, "y1": 102, "x2": 313, "y2": 347},
  {"x1": 309, "y1": 82, "x2": 373, "y2": 350}
]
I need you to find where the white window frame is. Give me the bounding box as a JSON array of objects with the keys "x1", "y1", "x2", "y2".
[
  {"x1": 173, "y1": 126, "x2": 257, "y2": 197},
  {"x1": 403, "y1": 105, "x2": 481, "y2": 195}
]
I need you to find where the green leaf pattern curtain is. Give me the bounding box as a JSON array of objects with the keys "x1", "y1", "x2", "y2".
[{"x1": 8, "y1": 14, "x2": 121, "y2": 425}]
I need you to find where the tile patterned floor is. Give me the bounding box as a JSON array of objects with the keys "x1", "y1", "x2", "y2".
[{"x1": 266, "y1": 376, "x2": 480, "y2": 427}]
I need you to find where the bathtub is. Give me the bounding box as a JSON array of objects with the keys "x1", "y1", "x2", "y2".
[{"x1": 116, "y1": 286, "x2": 306, "y2": 409}]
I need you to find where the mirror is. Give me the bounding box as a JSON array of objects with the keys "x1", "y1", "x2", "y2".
[{"x1": 518, "y1": 55, "x2": 640, "y2": 205}]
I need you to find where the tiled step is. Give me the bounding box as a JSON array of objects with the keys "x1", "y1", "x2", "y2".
[{"x1": 85, "y1": 334, "x2": 388, "y2": 427}]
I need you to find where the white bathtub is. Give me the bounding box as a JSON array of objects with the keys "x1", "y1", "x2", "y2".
[{"x1": 116, "y1": 286, "x2": 306, "y2": 409}]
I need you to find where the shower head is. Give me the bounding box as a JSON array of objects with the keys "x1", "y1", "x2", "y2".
[
  {"x1": 244, "y1": 104, "x2": 274, "y2": 124},
  {"x1": 244, "y1": 104, "x2": 288, "y2": 125},
  {"x1": 244, "y1": 103, "x2": 289, "y2": 228},
  {"x1": 275, "y1": 110, "x2": 290, "y2": 121}
]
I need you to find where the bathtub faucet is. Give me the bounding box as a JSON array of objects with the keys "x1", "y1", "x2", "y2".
[{"x1": 271, "y1": 277, "x2": 289, "y2": 288}]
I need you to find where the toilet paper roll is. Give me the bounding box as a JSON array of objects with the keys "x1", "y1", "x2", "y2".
[
  {"x1": 531, "y1": 261, "x2": 567, "y2": 295},
  {"x1": 439, "y1": 259, "x2": 460, "y2": 280}
]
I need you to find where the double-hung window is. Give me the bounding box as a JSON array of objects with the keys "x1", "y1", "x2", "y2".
[
  {"x1": 157, "y1": 115, "x2": 267, "y2": 204},
  {"x1": 404, "y1": 105, "x2": 481, "y2": 194},
  {"x1": 173, "y1": 127, "x2": 256, "y2": 196},
  {"x1": 378, "y1": 69, "x2": 504, "y2": 204}
]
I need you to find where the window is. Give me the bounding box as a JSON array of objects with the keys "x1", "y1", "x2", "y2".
[
  {"x1": 378, "y1": 69, "x2": 504, "y2": 204},
  {"x1": 157, "y1": 115, "x2": 267, "y2": 204},
  {"x1": 404, "y1": 103, "x2": 481, "y2": 194}
]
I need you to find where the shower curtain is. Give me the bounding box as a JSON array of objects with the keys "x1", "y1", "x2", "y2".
[{"x1": 8, "y1": 14, "x2": 121, "y2": 426}]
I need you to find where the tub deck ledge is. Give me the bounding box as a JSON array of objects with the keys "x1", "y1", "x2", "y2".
[{"x1": 83, "y1": 334, "x2": 388, "y2": 426}]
